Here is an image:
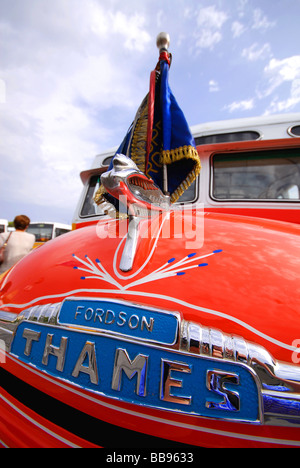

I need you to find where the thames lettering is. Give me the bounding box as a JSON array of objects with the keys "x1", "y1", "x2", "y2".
[{"x1": 18, "y1": 327, "x2": 244, "y2": 417}]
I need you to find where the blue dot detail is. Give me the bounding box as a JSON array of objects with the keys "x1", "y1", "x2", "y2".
[
  {"x1": 188, "y1": 253, "x2": 197, "y2": 258},
  {"x1": 198, "y1": 263, "x2": 208, "y2": 267},
  {"x1": 213, "y1": 249, "x2": 223, "y2": 254},
  {"x1": 176, "y1": 272, "x2": 185, "y2": 276},
  {"x1": 96, "y1": 259, "x2": 100, "y2": 264},
  {"x1": 168, "y1": 258, "x2": 175, "y2": 263},
  {"x1": 81, "y1": 277, "x2": 86, "y2": 280},
  {"x1": 73, "y1": 266, "x2": 78, "y2": 270}
]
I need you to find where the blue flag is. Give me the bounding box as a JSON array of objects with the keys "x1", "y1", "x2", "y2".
[
  {"x1": 97, "y1": 48, "x2": 201, "y2": 207},
  {"x1": 146, "y1": 58, "x2": 201, "y2": 202}
]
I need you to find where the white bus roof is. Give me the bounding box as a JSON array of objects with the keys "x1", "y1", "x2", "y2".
[{"x1": 190, "y1": 113, "x2": 300, "y2": 139}]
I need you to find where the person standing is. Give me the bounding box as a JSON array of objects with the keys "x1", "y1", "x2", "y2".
[{"x1": 0, "y1": 215, "x2": 35, "y2": 273}]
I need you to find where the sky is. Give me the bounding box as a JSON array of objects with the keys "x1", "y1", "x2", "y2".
[{"x1": 1, "y1": 0, "x2": 300, "y2": 225}]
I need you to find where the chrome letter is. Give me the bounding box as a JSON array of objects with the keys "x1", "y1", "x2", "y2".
[
  {"x1": 160, "y1": 359, "x2": 192, "y2": 405},
  {"x1": 42, "y1": 334, "x2": 68, "y2": 372},
  {"x1": 22, "y1": 328, "x2": 41, "y2": 357},
  {"x1": 111, "y1": 348, "x2": 148, "y2": 397},
  {"x1": 72, "y1": 341, "x2": 99, "y2": 385},
  {"x1": 206, "y1": 370, "x2": 240, "y2": 412}
]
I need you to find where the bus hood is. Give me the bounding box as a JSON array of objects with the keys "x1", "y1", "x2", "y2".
[{"x1": 0, "y1": 210, "x2": 299, "y2": 364}]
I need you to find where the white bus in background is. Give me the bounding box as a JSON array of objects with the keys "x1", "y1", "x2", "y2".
[
  {"x1": 0, "y1": 219, "x2": 8, "y2": 234},
  {"x1": 27, "y1": 222, "x2": 72, "y2": 247}
]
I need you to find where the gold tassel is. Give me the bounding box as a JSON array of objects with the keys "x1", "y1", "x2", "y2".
[
  {"x1": 130, "y1": 99, "x2": 149, "y2": 174},
  {"x1": 160, "y1": 145, "x2": 201, "y2": 203},
  {"x1": 94, "y1": 184, "x2": 106, "y2": 204}
]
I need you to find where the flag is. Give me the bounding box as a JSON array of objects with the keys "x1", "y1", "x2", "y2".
[
  {"x1": 146, "y1": 53, "x2": 201, "y2": 202},
  {"x1": 95, "y1": 43, "x2": 201, "y2": 208}
]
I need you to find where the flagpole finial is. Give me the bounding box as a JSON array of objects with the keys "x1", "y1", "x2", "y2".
[{"x1": 156, "y1": 32, "x2": 170, "y2": 52}]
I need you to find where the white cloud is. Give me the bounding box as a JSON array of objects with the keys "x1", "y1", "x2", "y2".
[
  {"x1": 224, "y1": 99, "x2": 255, "y2": 113},
  {"x1": 265, "y1": 56, "x2": 300, "y2": 86},
  {"x1": 262, "y1": 56, "x2": 300, "y2": 113},
  {"x1": 231, "y1": 21, "x2": 246, "y2": 38},
  {"x1": 209, "y1": 79, "x2": 220, "y2": 93},
  {"x1": 196, "y1": 6, "x2": 228, "y2": 29},
  {"x1": 252, "y1": 8, "x2": 276, "y2": 31},
  {"x1": 242, "y1": 43, "x2": 272, "y2": 61},
  {"x1": 232, "y1": 6, "x2": 275, "y2": 40},
  {"x1": 109, "y1": 11, "x2": 151, "y2": 51},
  {"x1": 195, "y1": 30, "x2": 222, "y2": 50},
  {"x1": 194, "y1": 6, "x2": 228, "y2": 51}
]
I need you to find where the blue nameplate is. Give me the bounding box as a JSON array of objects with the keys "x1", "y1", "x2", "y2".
[
  {"x1": 58, "y1": 298, "x2": 179, "y2": 345},
  {"x1": 11, "y1": 322, "x2": 260, "y2": 423}
]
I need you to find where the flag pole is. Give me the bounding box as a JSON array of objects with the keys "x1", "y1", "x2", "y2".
[{"x1": 156, "y1": 32, "x2": 170, "y2": 196}]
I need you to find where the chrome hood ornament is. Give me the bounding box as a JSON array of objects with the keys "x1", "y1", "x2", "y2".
[
  {"x1": 101, "y1": 154, "x2": 170, "y2": 272},
  {"x1": 101, "y1": 154, "x2": 170, "y2": 217}
]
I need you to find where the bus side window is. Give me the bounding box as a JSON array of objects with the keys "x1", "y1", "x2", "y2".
[{"x1": 54, "y1": 228, "x2": 70, "y2": 238}]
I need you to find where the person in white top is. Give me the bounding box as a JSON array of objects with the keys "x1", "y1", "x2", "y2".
[{"x1": 0, "y1": 215, "x2": 35, "y2": 273}]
